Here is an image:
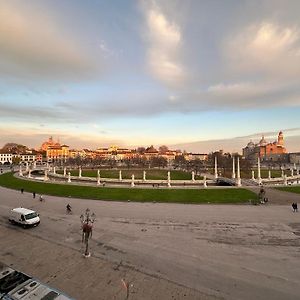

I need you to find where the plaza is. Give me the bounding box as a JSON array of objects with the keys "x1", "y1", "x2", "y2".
[{"x1": 0, "y1": 183, "x2": 300, "y2": 299}]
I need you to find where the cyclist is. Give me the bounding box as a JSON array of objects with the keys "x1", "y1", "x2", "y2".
[{"x1": 66, "y1": 204, "x2": 72, "y2": 213}]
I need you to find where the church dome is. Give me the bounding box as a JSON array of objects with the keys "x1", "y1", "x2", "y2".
[
  {"x1": 247, "y1": 141, "x2": 255, "y2": 148},
  {"x1": 259, "y1": 135, "x2": 267, "y2": 146}
]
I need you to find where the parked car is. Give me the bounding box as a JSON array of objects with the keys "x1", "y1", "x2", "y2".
[{"x1": 9, "y1": 208, "x2": 40, "y2": 228}]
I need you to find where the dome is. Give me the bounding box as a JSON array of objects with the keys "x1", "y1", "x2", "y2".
[
  {"x1": 259, "y1": 135, "x2": 267, "y2": 146},
  {"x1": 247, "y1": 141, "x2": 255, "y2": 148}
]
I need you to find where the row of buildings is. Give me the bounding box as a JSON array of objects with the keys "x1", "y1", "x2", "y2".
[
  {"x1": 0, "y1": 153, "x2": 37, "y2": 165},
  {"x1": 0, "y1": 137, "x2": 208, "y2": 165},
  {"x1": 43, "y1": 137, "x2": 208, "y2": 163},
  {"x1": 1, "y1": 132, "x2": 299, "y2": 165}
]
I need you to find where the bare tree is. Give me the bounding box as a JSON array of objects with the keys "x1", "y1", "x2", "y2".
[
  {"x1": 158, "y1": 145, "x2": 169, "y2": 154},
  {"x1": 137, "y1": 147, "x2": 146, "y2": 154}
]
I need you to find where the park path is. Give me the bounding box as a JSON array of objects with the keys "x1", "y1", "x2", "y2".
[{"x1": 245, "y1": 186, "x2": 300, "y2": 205}]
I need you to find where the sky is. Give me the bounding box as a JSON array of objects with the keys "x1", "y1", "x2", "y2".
[{"x1": 1, "y1": 0, "x2": 300, "y2": 153}]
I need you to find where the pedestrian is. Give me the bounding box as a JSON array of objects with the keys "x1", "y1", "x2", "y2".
[
  {"x1": 39, "y1": 195, "x2": 43, "y2": 202},
  {"x1": 33, "y1": 191, "x2": 36, "y2": 199},
  {"x1": 258, "y1": 187, "x2": 266, "y2": 204},
  {"x1": 292, "y1": 203, "x2": 297, "y2": 212},
  {"x1": 21, "y1": 188, "x2": 24, "y2": 194}
]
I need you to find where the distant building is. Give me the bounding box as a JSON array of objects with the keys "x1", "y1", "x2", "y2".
[
  {"x1": 47, "y1": 144, "x2": 69, "y2": 162},
  {"x1": 95, "y1": 146, "x2": 135, "y2": 161},
  {"x1": 0, "y1": 152, "x2": 13, "y2": 164},
  {"x1": 144, "y1": 145, "x2": 159, "y2": 160},
  {"x1": 40, "y1": 137, "x2": 70, "y2": 162},
  {"x1": 160, "y1": 150, "x2": 178, "y2": 161},
  {"x1": 184, "y1": 153, "x2": 208, "y2": 161},
  {"x1": 243, "y1": 131, "x2": 287, "y2": 163},
  {"x1": 289, "y1": 153, "x2": 300, "y2": 164},
  {"x1": 40, "y1": 136, "x2": 58, "y2": 151},
  {"x1": 19, "y1": 153, "x2": 36, "y2": 163},
  {"x1": 35, "y1": 152, "x2": 44, "y2": 164},
  {"x1": 0, "y1": 152, "x2": 37, "y2": 165}
]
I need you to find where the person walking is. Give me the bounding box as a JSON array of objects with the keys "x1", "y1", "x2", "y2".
[
  {"x1": 21, "y1": 188, "x2": 24, "y2": 194},
  {"x1": 292, "y1": 203, "x2": 298, "y2": 212},
  {"x1": 33, "y1": 191, "x2": 36, "y2": 199}
]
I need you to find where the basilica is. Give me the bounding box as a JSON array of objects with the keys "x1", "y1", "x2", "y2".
[{"x1": 243, "y1": 131, "x2": 287, "y2": 163}]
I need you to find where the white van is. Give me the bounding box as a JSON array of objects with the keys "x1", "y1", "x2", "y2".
[{"x1": 9, "y1": 208, "x2": 40, "y2": 228}]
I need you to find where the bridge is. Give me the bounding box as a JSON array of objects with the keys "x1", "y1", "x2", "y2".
[{"x1": 216, "y1": 177, "x2": 237, "y2": 186}]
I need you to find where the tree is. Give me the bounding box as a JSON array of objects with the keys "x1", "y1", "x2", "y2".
[
  {"x1": 174, "y1": 155, "x2": 187, "y2": 170},
  {"x1": 136, "y1": 147, "x2": 146, "y2": 154},
  {"x1": 159, "y1": 145, "x2": 169, "y2": 154},
  {"x1": 150, "y1": 156, "x2": 168, "y2": 168},
  {"x1": 12, "y1": 156, "x2": 20, "y2": 165},
  {"x1": 190, "y1": 159, "x2": 204, "y2": 175},
  {"x1": 1, "y1": 143, "x2": 28, "y2": 154}
]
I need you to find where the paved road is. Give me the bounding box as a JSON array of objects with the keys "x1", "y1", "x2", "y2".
[{"x1": 0, "y1": 185, "x2": 300, "y2": 299}]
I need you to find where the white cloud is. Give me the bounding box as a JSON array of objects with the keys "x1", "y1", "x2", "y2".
[
  {"x1": 0, "y1": 2, "x2": 98, "y2": 80},
  {"x1": 204, "y1": 80, "x2": 300, "y2": 109},
  {"x1": 144, "y1": 3, "x2": 185, "y2": 87},
  {"x1": 226, "y1": 22, "x2": 300, "y2": 78}
]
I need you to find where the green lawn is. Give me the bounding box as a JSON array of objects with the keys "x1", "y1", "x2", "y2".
[
  {"x1": 276, "y1": 186, "x2": 300, "y2": 194},
  {"x1": 0, "y1": 172, "x2": 256, "y2": 204},
  {"x1": 252, "y1": 170, "x2": 288, "y2": 178},
  {"x1": 56, "y1": 169, "x2": 202, "y2": 180}
]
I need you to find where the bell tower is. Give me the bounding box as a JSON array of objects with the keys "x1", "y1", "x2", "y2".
[{"x1": 277, "y1": 131, "x2": 284, "y2": 146}]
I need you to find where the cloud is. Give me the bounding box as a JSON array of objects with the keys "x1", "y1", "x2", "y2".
[
  {"x1": 1, "y1": 3, "x2": 300, "y2": 124},
  {"x1": 0, "y1": 103, "x2": 58, "y2": 120},
  {"x1": 171, "y1": 128, "x2": 300, "y2": 154},
  {"x1": 143, "y1": 2, "x2": 185, "y2": 87},
  {"x1": 0, "y1": 2, "x2": 98, "y2": 81},
  {"x1": 98, "y1": 40, "x2": 120, "y2": 59},
  {"x1": 153, "y1": 21, "x2": 300, "y2": 112},
  {"x1": 204, "y1": 81, "x2": 300, "y2": 109},
  {"x1": 225, "y1": 22, "x2": 300, "y2": 79},
  {"x1": 236, "y1": 128, "x2": 300, "y2": 139}
]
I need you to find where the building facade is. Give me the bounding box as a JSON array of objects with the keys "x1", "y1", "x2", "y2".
[
  {"x1": 46, "y1": 144, "x2": 70, "y2": 162},
  {"x1": 243, "y1": 131, "x2": 287, "y2": 163},
  {"x1": 0, "y1": 153, "x2": 13, "y2": 164},
  {"x1": 289, "y1": 153, "x2": 300, "y2": 164}
]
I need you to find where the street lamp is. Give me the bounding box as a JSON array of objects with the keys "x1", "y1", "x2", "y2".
[{"x1": 80, "y1": 208, "x2": 96, "y2": 257}]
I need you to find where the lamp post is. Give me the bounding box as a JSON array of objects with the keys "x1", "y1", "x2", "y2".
[{"x1": 80, "y1": 208, "x2": 96, "y2": 257}]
